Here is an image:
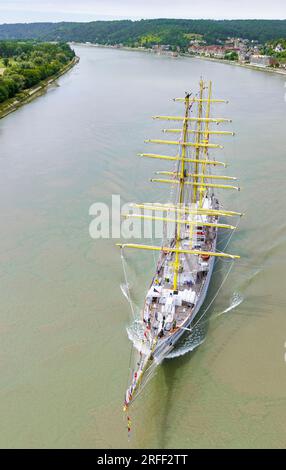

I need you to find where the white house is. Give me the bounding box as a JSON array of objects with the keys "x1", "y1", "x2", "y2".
[{"x1": 275, "y1": 44, "x2": 284, "y2": 53}]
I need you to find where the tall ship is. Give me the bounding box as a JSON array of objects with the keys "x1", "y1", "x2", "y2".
[{"x1": 117, "y1": 80, "x2": 241, "y2": 412}]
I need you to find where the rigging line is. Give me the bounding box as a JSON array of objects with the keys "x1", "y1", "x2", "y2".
[
  {"x1": 129, "y1": 362, "x2": 158, "y2": 406},
  {"x1": 192, "y1": 259, "x2": 235, "y2": 330},
  {"x1": 212, "y1": 264, "x2": 233, "y2": 275},
  {"x1": 216, "y1": 231, "x2": 236, "y2": 251},
  {"x1": 236, "y1": 261, "x2": 264, "y2": 269},
  {"x1": 218, "y1": 216, "x2": 241, "y2": 253},
  {"x1": 214, "y1": 214, "x2": 241, "y2": 255},
  {"x1": 126, "y1": 343, "x2": 148, "y2": 402},
  {"x1": 125, "y1": 341, "x2": 135, "y2": 397},
  {"x1": 127, "y1": 335, "x2": 159, "y2": 406},
  {"x1": 217, "y1": 231, "x2": 235, "y2": 246},
  {"x1": 121, "y1": 248, "x2": 136, "y2": 320},
  {"x1": 182, "y1": 289, "x2": 240, "y2": 333},
  {"x1": 152, "y1": 248, "x2": 157, "y2": 269},
  {"x1": 148, "y1": 228, "x2": 157, "y2": 268}
]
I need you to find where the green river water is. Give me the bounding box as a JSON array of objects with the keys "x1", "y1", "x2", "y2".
[{"x1": 0, "y1": 45, "x2": 286, "y2": 448}]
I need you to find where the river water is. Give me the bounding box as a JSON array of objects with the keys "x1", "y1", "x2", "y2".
[{"x1": 0, "y1": 44, "x2": 286, "y2": 448}]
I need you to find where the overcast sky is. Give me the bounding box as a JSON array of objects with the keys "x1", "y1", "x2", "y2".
[{"x1": 0, "y1": 0, "x2": 285, "y2": 23}]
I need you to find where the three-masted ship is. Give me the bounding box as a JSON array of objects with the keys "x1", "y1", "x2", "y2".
[{"x1": 117, "y1": 80, "x2": 241, "y2": 410}]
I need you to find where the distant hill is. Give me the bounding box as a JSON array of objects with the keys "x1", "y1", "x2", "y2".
[{"x1": 0, "y1": 19, "x2": 285, "y2": 47}]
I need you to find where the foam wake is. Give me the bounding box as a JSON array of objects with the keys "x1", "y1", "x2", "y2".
[
  {"x1": 126, "y1": 320, "x2": 151, "y2": 355},
  {"x1": 216, "y1": 291, "x2": 244, "y2": 317},
  {"x1": 126, "y1": 292, "x2": 243, "y2": 360},
  {"x1": 166, "y1": 292, "x2": 244, "y2": 358},
  {"x1": 166, "y1": 324, "x2": 206, "y2": 359},
  {"x1": 120, "y1": 283, "x2": 130, "y2": 301}
]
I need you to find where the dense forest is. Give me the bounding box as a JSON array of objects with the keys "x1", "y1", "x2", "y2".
[
  {"x1": 0, "y1": 20, "x2": 285, "y2": 47},
  {"x1": 0, "y1": 41, "x2": 75, "y2": 104}
]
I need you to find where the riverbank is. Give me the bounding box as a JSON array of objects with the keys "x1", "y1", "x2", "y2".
[
  {"x1": 73, "y1": 42, "x2": 286, "y2": 77},
  {"x1": 0, "y1": 55, "x2": 79, "y2": 120},
  {"x1": 188, "y1": 54, "x2": 286, "y2": 76}
]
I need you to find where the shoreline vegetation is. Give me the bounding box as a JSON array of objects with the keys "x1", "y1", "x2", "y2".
[
  {"x1": 74, "y1": 42, "x2": 286, "y2": 76},
  {"x1": 0, "y1": 56, "x2": 79, "y2": 119},
  {"x1": 0, "y1": 41, "x2": 79, "y2": 119}
]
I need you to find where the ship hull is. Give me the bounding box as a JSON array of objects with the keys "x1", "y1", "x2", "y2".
[
  {"x1": 125, "y1": 253, "x2": 217, "y2": 405},
  {"x1": 152, "y1": 253, "x2": 215, "y2": 363}
]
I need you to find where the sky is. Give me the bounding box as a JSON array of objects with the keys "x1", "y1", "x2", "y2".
[{"x1": 0, "y1": 0, "x2": 285, "y2": 24}]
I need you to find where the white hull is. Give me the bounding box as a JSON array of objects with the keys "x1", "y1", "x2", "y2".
[{"x1": 152, "y1": 254, "x2": 215, "y2": 363}]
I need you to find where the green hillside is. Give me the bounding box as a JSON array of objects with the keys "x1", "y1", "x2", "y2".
[{"x1": 0, "y1": 19, "x2": 285, "y2": 47}]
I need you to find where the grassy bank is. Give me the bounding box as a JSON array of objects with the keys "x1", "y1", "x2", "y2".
[{"x1": 0, "y1": 55, "x2": 79, "y2": 119}]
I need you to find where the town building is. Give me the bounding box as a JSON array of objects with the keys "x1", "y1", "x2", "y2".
[
  {"x1": 188, "y1": 44, "x2": 239, "y2": 59},
  {"x1": 238, "y1": 51, "x2": 250, "y2": 63},
  {"x1": 275, "y1": 44, "x2": 284, "y2": 53},
  {"x1": 250, "y1": 55, "x2": 278, "y2": 67}
]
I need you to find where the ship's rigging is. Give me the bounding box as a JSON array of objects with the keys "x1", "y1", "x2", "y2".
[{"x1": 117, "y1": 80, "x2": 242, "y2": 428}]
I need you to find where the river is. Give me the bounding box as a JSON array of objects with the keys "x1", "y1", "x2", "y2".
[{"x1": 0, "y1": 44, "x2": 286, "y2": 448}]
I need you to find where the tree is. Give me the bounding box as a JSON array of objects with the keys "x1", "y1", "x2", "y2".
[
  {"x1": 21, "y1": 68, "x2": 41, "y2": 87},
  {"x1": 5, "y1": 72, "x2": 25, "y2": 92},
  {"x1": 224, "y1": 51, "x2": 238, "y2": 61},
  {"x1": 0, "y1": 40, "x2": 75, "y2": 106},
  {"x1": 1, "y1": 78, "x2": 18, "y2": 97},
  {"x1": 0, "y1": 83, "x2": 9, "y2": 102}
]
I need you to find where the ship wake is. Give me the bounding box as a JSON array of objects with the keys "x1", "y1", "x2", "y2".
[
  {"x1": 216, "y1": 291, "x2": 244, "y2": 316},
  {"x1": 166, "y1": 324, "x2": 206, "y2": 359},
  {"x1": 126, "y1": 320, "x2": 151, "y2": 355},
  {"x1": 126, "y1": 291, "x2": 244, "y2": 361}
]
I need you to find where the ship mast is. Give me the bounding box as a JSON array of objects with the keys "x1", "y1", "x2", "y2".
[
  {"x1": 199, "y1": 80, "x2": 212, "y2": 208},
  {"x1": 173, "y1": 93, "x2": 190, "y2": 290},
  {"x1": 193, "y1": 79, "x2": 204, "y2": 204},
  {"x1": 118, "y1": 81, "x2": 241, "y2": 268}
]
